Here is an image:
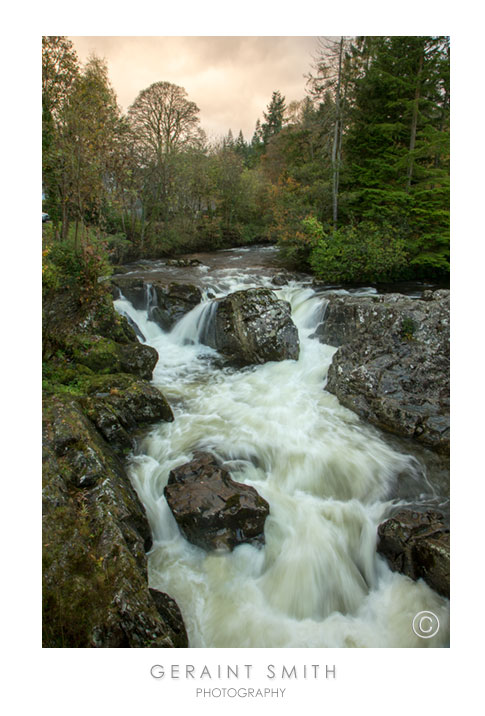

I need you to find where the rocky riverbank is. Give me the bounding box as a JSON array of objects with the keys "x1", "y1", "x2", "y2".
[
  {"x1": 314, "y1": 288, "x2": 450, "y2": 598},
  {"x1": 42, "y1": 287, "x2": 187, "y2": 647},
  {"x1": 316, "y1": 289, "x2": 450, "y2": 454}
]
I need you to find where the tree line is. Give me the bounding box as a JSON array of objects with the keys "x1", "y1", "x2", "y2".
[{"x1": 42, "y1": 36, "x2": 449, "y2": 285}]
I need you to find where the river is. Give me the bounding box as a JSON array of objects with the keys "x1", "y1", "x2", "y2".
[{"x1": 113, "y1": 246, "x2": 449, "y2": 648}]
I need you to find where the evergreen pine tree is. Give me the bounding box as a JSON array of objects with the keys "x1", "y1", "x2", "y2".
[
  {"x1": 343, "y1": 36, "x2": 450, "y2": 274},
  {"x1": 261, "y1": 91, "x2": 287, "y2": 145}
]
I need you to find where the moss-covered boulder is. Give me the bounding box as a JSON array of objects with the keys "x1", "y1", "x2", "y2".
[{"x1": 65, "y1": 334, "x2": 157, "y2": 380}]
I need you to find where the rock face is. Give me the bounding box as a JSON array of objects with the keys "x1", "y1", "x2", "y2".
[
  {"x1": 377, "y1": 510, "x2": 450, "y2": 599},
  {"x1": 43, "y1": 396, "x2": 186, "y2": 647},
  {"x1": 203, "y1": 288, "x2": 299, "y2": 365},
  {"x1": 111, "y1": 276, "x2": 202, "y2": 331},
  {"x1": 164, "y1": 452, "x2": 270, "y2": 551},
  {"x1": 42, "y1": 287, "x2": 186, "y2": 647},
  {"x1": 318, "y1": 290, "x2": 449, "y2": 453}
]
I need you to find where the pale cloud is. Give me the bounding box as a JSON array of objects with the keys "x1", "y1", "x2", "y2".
[{"x1": 69, "y1": 36, "x2": 318, "y2": 141}]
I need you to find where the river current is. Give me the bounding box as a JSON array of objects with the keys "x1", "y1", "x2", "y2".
[{"x1": 113, "y1": 246, "x2": 449, "y2": 648}]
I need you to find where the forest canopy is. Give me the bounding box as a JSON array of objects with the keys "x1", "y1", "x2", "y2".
[{"x1": 42, "y1": 36, "x2": 450, "y2": 287}]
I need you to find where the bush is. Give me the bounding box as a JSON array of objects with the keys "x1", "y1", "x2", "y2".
[
  {"x1": 309, "y1": 222, "x2": 408, "y2": 284},
  {"x1": 42, "y1": 225, "x2": 112, "y2": 296}
]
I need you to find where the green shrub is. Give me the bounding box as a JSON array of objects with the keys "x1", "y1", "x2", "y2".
[
  {"x1": 309, "y1": 221, "x2": 408, "y2": 284},
  {"x1": 42, "y1": 225, "x2": 112, "y2": 296}
]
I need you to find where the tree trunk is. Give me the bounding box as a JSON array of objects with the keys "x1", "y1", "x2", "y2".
[
  {"x1": 406, "y1": 50, "x2": 424, "y2": 191},
  {"x1": 331, "y1": 37, "x2": 344, "y2": 228}
]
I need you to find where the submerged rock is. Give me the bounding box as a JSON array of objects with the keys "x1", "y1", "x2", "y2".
[
  {"x1": 319, "y1": 290, "x2": 449, "y2": 453},
  {"x1": 377, "y1": 509, "x2": 450, "y2": 599},
  {"x1": 164, "y1": 452, "x2": 270, "y2": 551},
  {"x1": 202, "y1": 287, "x2": 299, "y2": 365}
]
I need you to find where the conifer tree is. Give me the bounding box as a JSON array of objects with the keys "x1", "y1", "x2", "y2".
[
  {"x1": 343, "y1": 36, "x2": 450, "y2": 273},
  {"x1": 261, "y1": 91, "x2": 287, "y2": 145}
]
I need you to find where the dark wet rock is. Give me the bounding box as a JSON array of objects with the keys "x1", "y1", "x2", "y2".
[
  {"x1": 118, "y1": 310, "x2": 146, "y2": 342},
  {"x1": 202, "y1": 287, "x2": 299, "y2": 365},
  {"x1": 149, "y1": 281, "x2": 203, "y2": 331},
  {"x1": 164, "y1": 452, "x2": 270, "y2": 551},
  {"x1": 110, "y1": 276, "x2": 203, "y2": 332},
  {"x1": 149, "y1": 589, "x2": 189, "y2": 648},
  {"x1": 42, "y1": 395, "x2": 186, "y2": 647},
  {"x1": 110, "y1": 277, "x2": 147, "y2": 310},
  {"x1": 272, "y1": 273, "x2": 290, "y2": 286},
  {"x1": 80, "y1": 374, "x2": 173, "y2": 451},
  {"x1": 319, "y1": 290, "x2": 449, "y2": 453},
  {"x1": 377, "y1": 509, "x2": 449, "y2": 599}
]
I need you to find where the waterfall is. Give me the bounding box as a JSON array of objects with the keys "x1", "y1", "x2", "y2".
[
  {"x1": 114, "y1": 270, "x2": 449, "y2": 649},
  {"x1": 170, "y1": 300, "x2": 218, "y2": 346}
]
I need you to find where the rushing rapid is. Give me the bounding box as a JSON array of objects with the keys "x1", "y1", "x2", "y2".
[{"x1": 114, "y1": 249, "x2": 449, "y2": 648}]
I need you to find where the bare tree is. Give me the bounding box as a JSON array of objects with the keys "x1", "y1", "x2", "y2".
[{"x1": 306, "y1": 37, "x2": 352, "y2": 228}]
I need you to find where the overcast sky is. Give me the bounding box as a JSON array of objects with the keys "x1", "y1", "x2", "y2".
[{"x1": 69, "y1": 36, "x2": 319, "y2": 141}]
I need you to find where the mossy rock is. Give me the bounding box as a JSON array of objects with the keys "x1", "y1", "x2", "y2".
[
  {"x1": 66, "y1": 334, "x2": 158, "y2": 380},
  {"x1": 42, "y1": 395, "x2": 187, "y2": 647}
]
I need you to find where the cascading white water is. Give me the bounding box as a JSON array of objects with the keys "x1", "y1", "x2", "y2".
[{"x1": 114, "y1": 271, "x2": 449, "y2": 648}]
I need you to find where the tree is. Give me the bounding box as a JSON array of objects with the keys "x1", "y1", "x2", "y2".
[
  {"x1": 128, "y1": 81, "x2": 201, "y2": 158},
  {"x1": 306, "y1": 36, "x2": 353, "y2": 227},
  {"x1": 261, "y1": 90, "x2": 287, "y2": 145},
  {"x1": 61, "y1": 55, "x2": 123, "y2": 250},
  {"x1": 343, "y1": 36, "x2": 450, "y2": 273},
  {"x1": 127, "y1": 82, "x2": 202, "y2": 234},
  {"x1": 42, "y1": 36, "x2": 80, "y2": 232},
  {"x1": 42, "y1": 36, "x2": 79, "y2": 119}
]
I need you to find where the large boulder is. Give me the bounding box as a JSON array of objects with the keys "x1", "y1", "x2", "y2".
[
  {"x1": 202, "y1": 287, "x2": 299, "y2": 365},
  {"x1": 377, "y1": 509, "x2": 450, "y2": 599},
  {"x1": 319, "y1": 290, "x2": 449, "y2": 452},
  {"x1": 164, "y1": 452, "x2": 270, "y2": 551}
]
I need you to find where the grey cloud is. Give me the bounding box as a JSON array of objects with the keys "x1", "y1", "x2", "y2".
[{"x1": 70, "y1": 36, "x2": 318, "y2": 139}]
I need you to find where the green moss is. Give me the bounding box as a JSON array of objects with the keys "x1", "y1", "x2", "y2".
[
  {"x1": 68, "y1": 335, "x2": 122, "y2": 374},
  {"x1": 401, "y1": 317, "x2": 417, "y2": 341},
  {"x1": 42, "y1": 497, "x2": 117, "y2": 647}
]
